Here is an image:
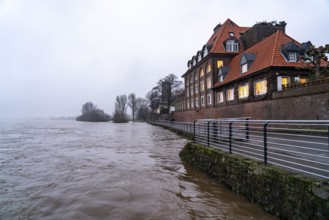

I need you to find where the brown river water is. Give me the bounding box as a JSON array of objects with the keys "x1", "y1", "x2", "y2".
[{"x1": 0, "y1": 119, "x2": 276, "y2": 219}]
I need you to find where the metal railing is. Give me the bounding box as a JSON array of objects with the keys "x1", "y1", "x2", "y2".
[{"x1": 151, "y1": 119, "x2": 329, "y2": 180}]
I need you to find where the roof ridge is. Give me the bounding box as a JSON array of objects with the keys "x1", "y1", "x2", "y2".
[{"x1": 270, "y1": 31, "x2": 281, "y2": 66}]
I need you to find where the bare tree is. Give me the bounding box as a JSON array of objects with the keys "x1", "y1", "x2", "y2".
[
  {"x1": 136, "y1": 98, "x2": 150, "y2": 121},
  {"x1": 128, "y1": 93, "x2": 138, "y2": 122},
  {"x1": 113, "y1": 95, "x2": 128, "y2": 123},
  {"x1": 303, "y1": 44, "x2": 329, "y2": 78},
  {"x1": 82, "y1": 102, "x2": 97, "y2": 114},
  {"x1": 157, "y1": 74, "x2": 183, "y2": 112},
  {"x1": 146, "y1": 87, "x2": 160, "y2": 113}
]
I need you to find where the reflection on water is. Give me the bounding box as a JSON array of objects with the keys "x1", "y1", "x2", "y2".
[{"x1": 0, "y1": 119, "x2": 275, "y2": 219}]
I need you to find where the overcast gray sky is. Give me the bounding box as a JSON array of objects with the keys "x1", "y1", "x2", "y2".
[{"x1": 0, "y1": 0, "x2": 328, "y2": 119}]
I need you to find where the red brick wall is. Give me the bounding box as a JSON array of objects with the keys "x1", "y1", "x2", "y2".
[{"x1": 174, "y1": 89, "x2": 329, "y2": 122}]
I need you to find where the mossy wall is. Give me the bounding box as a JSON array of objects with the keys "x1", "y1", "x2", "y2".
[{"x1": 180, "y1": 142, "x2": 329, "y2": 220}]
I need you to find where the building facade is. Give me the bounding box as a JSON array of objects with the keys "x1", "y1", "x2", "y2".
[{"x1": 174, "y1": 19, "x2": 329, "y2": 121}]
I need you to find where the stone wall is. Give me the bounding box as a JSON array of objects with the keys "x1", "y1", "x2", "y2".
[
  {"x1": 174, "y1": 82, "x2": 329, "y2": 121},
  {"x1": 180, "y1": 142, "x2": 329, "y2": 219}
]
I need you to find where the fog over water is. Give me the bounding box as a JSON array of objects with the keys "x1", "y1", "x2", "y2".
[{"x1": 0, "y1": 119, "x2": 276, "y2": 219}]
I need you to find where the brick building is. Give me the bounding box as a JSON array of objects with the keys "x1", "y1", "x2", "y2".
[{"x1": 174, "y1": 19, "x2": 329, "y2": 121}]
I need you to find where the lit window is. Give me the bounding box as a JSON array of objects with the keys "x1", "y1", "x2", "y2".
[
  {"x1": 238, "y1": 84, "x2": 249, "y2": 99},
  {"x1": 227, "y1": 88, "x2": 234, "y2": 101},
  {"x1": 195, "y1": 97, "x2": 199, "y2": 107},
  {"x1": 195, "y1": 83, "x2": 199, "y2": 94},
  {"x1": 200, "y1": 69, "x2": 204, "y2": 77},
  {"x1": 282, "y1": 77, "x2": 289, "y2": 88},
  {"x1": 255, "y1": 80, "x2": 267, "y2": 95},
  {"x1": 300, "y1": 78, "x2": 308, "y2": 84},
  {"x1": 200, "y1": 80, "x2": 205, "y2": 92},
  {"x1": 206, "y1": 77, "x2": 211, "y2": 89},
  {"x1": 226, "y1": 40, "x2": 239, "y2": 52},
  {"x1": 217, "y1": 60, "x2": 223, "y2": 68},
  {"x1": 294, "y1": 77, "x2": 308, "y2": 84},
  {"x1": 206, "y1": 64, "x2": 211, "y2": 73},
  {"x1": 217, "y1": 92, "x2": 224, "y2": 103},
  {"x1": 207, "y1": 94, "x2": 212, "y2": 105},
  {"x1": 241, "y1": 63, "x2": 248, "y2": 73},
  {"x1": 288, "y1": 52, "x2": 297, "y2": 62},
  {"x1": 201, "y1": 96, "x2": 205, "y2": 106}
]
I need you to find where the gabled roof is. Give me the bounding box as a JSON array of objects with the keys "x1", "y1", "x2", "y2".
[
  {"x1": 207, "y1": 18, "x2": 250, "y2": 53},
  {"x1": 213, "y1": 31, "x2": 313, "y2": 88}
]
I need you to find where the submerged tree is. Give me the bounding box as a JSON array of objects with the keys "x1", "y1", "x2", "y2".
[
  {"x1": 77, "y1": 102, "x2": 110, "y2": 122},
  {"x1": 128, "y1": 93, "x2": 138, "y2": 122},
  {"x1": 112, "y1": 95, "x2": 128, "y2": 123},
  {"x1": 81, "y1": 102, "x2": 97, "y2": 114}
]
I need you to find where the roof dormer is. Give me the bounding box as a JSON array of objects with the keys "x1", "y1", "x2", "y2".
[
  {"x1": 240, "y1": 53, "x2": 256, "y2": 73},
  {"x1": 281, "y1": 41, "x2": 299, "y2": 62},
  {"x1": 218, "y1": 67, "x2": 230, "y2": 83},
  {"x1": 224, "y1": 38, "x2": 239, "y2": 52}
]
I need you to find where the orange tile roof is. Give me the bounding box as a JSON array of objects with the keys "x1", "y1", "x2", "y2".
[
  {"x1": 213, "y1": 30, "x2": 325, "y2": 88},
  {"x1": 207, "y1": 18, "x2": 250, "y2": 53}
]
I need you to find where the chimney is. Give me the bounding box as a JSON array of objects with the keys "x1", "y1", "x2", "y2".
[{"x1": 240, "y1": 21, "x2": 286, "y2": 50}]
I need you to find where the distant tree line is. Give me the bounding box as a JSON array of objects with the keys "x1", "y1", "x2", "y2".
[{"x1": 76, "y1": 73, "x2": 183, "y2": 123}]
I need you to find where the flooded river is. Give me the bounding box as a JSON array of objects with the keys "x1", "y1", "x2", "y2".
[{"x1": 0, "y1": 119, "x2": 275, "y2": 219}]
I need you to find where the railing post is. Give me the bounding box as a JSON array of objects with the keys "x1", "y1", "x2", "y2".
[
  {"x1": 207, "y1": 121, "x2": 211, "y2": 147},
  {"x1": 229, "y1": 121, "x2": 233, "y2": 153},
  {"x1": 264, "y1": 122, "x2": 269, "y2": 164},
  {"x1": 245, "y1": 118, "x2": 249, "y2": 140},
  {"x1": 193, "y1": 121, "x2": 196, "y2": 143}
]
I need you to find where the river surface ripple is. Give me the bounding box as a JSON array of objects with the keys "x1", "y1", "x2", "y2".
[{"x1": 0, "y1": 119, "x2": 275, "y2": 219}]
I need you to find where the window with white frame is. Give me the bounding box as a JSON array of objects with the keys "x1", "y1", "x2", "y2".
[
  {"x1": 238, "y1": 84, "x2": 249, "y2": 99},
  {"x1": 200, "y1": 69, "x2": 204, "y2": 77},
  {"x1": 206, "y1": 64, "x2": 211, "y2": 73},
  {"x1": 203, "y1": 47, "x2": 208, "y2": 57},
  {"x1": 207, "y1": 94, "x2": 212, "y2": 105},
  {"x1": 195, "y1": 97, "x2": 199, "y2": 107},
  {"x1": 195, "y1": 83, "x2": 199, "y2": 94},
  {"x1": 200, "y1": 80, "x2": 205, "y2": 92},
  {"x1": 226, "y1": 40, "x2": 239, "y2": 52},
  {"x1": 241, "y1": 63, "x2": 248, "y2": 73},
  {"x1": 227, "y1": 88, "x2": 234, "y2": 101},
  {"x1": 217, "y1": 92, "x2": 224, "y2": 103},
  {"x1": 201, "y1": 95, "x2": 205, "y2": 106},
  {"x1": 288, "y1": 52, "x2": 297, "y2": 62},
  {"x1": 254, "y1": 80, "x2": 267, "y2": 95},
  {"x1": 206, "y1": 77, "x2": 211, "y2": 89}
]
